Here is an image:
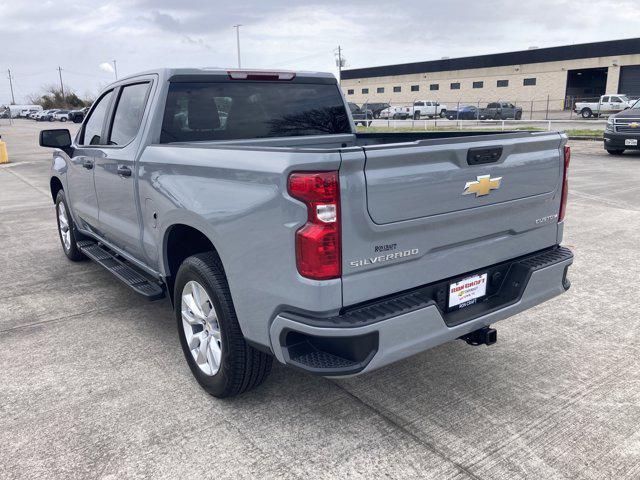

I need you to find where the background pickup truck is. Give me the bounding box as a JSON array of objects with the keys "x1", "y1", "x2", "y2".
[
  {"x1": 575, "y1": 94, "x2": 636, "y2": 118},
  {"x1": 407, "y1": 100, "x2": 448, "y2": 119},
  {"x1": 40, "y1": 68, "x2": 573, "y2": 398},
  {"x1": 482, "y1": 102, "x2": 523, "y2": 120}
]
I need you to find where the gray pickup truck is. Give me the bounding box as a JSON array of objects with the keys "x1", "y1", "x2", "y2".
[{"x1": 40, "y1": 68, "x2": 573, "y2": 398}]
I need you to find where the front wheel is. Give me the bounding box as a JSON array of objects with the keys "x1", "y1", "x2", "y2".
[
  {"x1": 55, "y1": 190, "x2": 85, "y2": 261},
  {"x1": 439, "y1": 110, "x2": 447, "y2": 118},
  {"x1": 606, "y1": 149, "x2": 625, "y2": 155},
  {"x1": 60, "y1": 117, "x2": 67, "y2": 122},
  {"x1": 515, "y1": 111, "x2": 522, "y2": 120},
  {"x1": 413, "y1": 112, "x2": 420, "y2": 120},
  {"x1": 175, "y1": 252, "x2": 272, "y2": 398}
]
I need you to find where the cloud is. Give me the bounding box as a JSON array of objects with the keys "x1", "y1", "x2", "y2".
[
  {"x1": 99, "y1": 62, "x2": 114, "y2": 73},
  {"x1": 0, "y1": 0, "x2": 638, "y2": 104}
]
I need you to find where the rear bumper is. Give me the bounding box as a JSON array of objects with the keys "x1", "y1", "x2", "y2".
[{"x1": 269, "y1": 246, "x2": 573, "y2": 377}]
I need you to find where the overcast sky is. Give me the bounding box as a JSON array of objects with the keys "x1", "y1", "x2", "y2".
[{"x1": 2, "y1": 0, "x2": 639, "y2": 104}]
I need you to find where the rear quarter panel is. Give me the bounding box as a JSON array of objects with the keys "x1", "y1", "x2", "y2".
[{"x1": 136, "y1": 144, "x2": 344, "y2": 346}]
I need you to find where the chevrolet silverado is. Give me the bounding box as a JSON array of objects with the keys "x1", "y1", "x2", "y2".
[{"x1": 40, "y1": 68, "x2": 573, "y2": 398}]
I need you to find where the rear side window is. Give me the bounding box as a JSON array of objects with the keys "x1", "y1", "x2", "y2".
[
  {"x1": 81, "y1": 90, "x2": 113, "y2": 145},
  {"x1": 109, "y1": 83, "x2": 151, "y2": 146},
  {"x1": 160, "y1": 82, "x2": 350, "y2": 143}
]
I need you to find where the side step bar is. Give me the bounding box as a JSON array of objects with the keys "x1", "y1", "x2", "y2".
[{"x1": 77, "y1": 240, "x2": 165, "y2": 300}]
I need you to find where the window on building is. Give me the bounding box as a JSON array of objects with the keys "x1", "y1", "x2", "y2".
[
  {"x1": 450, "y1": 82, "x2": 460, "y2": 90},
  {"x1": 377, "y1": 87, "x2": 385, "y2": 93},
  {"x1": 347, "y1": 89, "x2": 354, "y2": 95},
  {"x1": 411, "y1": 85, "x2": 419, "y2": 92},
  {"x1": 473, "y1": 81, "x2": 484, "y2": 89},
  {"x1": 497, "y1": 80, "x2": 509, "y2": 88},
  {"x1": 361, "y1": 88, "x2": 369, "y2": 94},
  {"x1": 430, "y1": 84, "x2": 439, "y2": 91},
  {"x1": 393, "y1": 86, "x2": 401, "y2": 93},
  {"x1": 523, "y1": 78, "x2": 537, "y2": 86}
]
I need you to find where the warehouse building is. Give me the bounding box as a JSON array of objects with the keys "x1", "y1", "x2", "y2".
[{"x1": 341, "y1": 38, "x2": 640, "y2": 111}]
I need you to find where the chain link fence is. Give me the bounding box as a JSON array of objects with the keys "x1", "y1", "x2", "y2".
[{"x1": 356, "y1": 95, "x2": 639, "y2": 122}]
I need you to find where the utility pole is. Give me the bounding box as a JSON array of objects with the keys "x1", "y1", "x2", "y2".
[
  {"x1": 113, "y1": 60, "x2": 118, "y2": 80},
  {"x1": 233, "y1": 24, "x2": 242, "y2": 68},
  {"x1": 7, "y1": 69, "x2": 15, "y2": 104},
  {"x1": 335, "y1": 46, "x2": 345, "y2": 85},
  {"x1": 57, "y1": 66, "x2": 65, "y2": 99}
]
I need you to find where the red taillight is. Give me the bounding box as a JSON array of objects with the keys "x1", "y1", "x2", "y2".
[
  {"x1": 559, "y1": 145, "x2": 570, "y2": 221},
  {"x1": 288, "y1": 172, "x2": 341, "y2": 280}
]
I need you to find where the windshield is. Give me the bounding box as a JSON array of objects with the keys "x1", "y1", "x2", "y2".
[{"x1": 161, "y1": 81, "x2": 351, "y2": 143}]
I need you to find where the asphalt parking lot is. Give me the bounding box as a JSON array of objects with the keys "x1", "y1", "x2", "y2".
[{"x1": 1, "y1": 119, "x2": 640, "y2": 480}]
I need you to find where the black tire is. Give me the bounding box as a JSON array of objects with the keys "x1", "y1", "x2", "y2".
[
  {"x1": 60, "y1": 117, "x2": 67, "y2": 122},
  {"x1": 439, "y1": 110, "x2": 447, "y2": 118},
  {"x1": 606, "y1": 149, "x2": 625, "y2": 155},
  {"x1": 366, "y1": 121, "x2": 372, "y2": 127},
  {"x1": 515, "y1": 111, "x2": 522, "y2": 120},
  {"x1": 55, "y1": 190, "x2": 85, "y2": 261},
  {"x1": 373, "y1": 112, "x2": 380, "y2": 119},
  {"x1": 413, "y1": 112, "x2": 420, "y2": 120},
  {"x1": 581, "y1": 108, "x2": 592, "y2": 118},
  {"x1": 174, "y1": 252, "x2": 272, "y2": 398}
]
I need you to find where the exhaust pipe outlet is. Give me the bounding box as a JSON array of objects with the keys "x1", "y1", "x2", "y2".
[{"x1": 460, "y1": 326, "x2": 497, "y2": 346}]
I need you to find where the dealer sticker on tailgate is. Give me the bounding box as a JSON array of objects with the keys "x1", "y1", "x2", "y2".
[{"x1": 448, "y1": 273, "x2": 488, "y2": 310}]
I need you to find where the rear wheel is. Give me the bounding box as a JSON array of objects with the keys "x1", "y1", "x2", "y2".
[
  {"x1": 175, "y1": 252, "x2": 272, "y2": 398},
  {"x1": 581, "y1": 108, "x2": 592, "y2": 118},
  {"x1": 55, "y1": 190, "x2": 85, "y2": 261},
  {"x1": 606, "y1": 149, "x2": 625, "y2": 155},
  {"x1": 515, "y1": 111, "x2": 522, "y2": 120},
  {"x1": 439, "y1": 110, "x2": 447, "y2": 118},
  {"x1": 413, "y1": 112, "x2": 420, "y2": 120}
]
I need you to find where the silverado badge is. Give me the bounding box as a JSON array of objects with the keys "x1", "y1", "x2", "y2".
[{"x1": 463, "y1": 174, "x2": 502, "y2": 197}]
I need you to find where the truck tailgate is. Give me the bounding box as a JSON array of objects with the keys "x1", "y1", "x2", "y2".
[
  {"x1": 365, "y1": 135, "x2": 560, "y2": 223},
  {"x1": 340, "y1": 132, "x2": 565, "y2": 306}
]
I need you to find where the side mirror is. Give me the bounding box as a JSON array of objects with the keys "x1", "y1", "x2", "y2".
[{"x1": 40, "y1": 129, "x2": 72, "y2": 152}]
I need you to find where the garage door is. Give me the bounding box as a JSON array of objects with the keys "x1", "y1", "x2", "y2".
[{"x1": 619, "y1": 65, "x2": 640, "y2": 96}]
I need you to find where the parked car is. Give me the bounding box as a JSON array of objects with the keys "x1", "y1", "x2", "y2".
[
  {"x1": 7, "y1": 104, "x2": 42, "y2": 118},
  {"x1": 348, "y1": 102, "x2": 373, "y2": 126},
  {"x1": 445, "y1": 105, "x2": 486, "y2": 120},
  {"x1": 603, "y1": 100, "x2": 640, "y2": 155},
  {"x1": 574, "y1": 94, "x2": 634, "y2": 118},
  {"x1": 361, "y1": 102, "x2": 390, "y2": 119},
  {"x1": 407, "y1": 100, "x2": 448, "y2": 119},
  {"x1": 53, "y1": 110, "x2": 71, "y2": 122},
  {"x1": 37, "y1": 109, "x2": 59, "y2": 122},
  {"x1": 27, "y1": 109, "x2": 41, "y2": 119},
  {"x1": 68, "y1": 107, "x2": 88, "y2": 123},
  {"x1": 379, "y1": 105, "x2": 409, "y2": 119},
  {"x1": 482, "y1": 102, "x2": 523, "y2": 120},
  {"x1": 40, "y1": 67, "x2": 573, "y2": 398}
]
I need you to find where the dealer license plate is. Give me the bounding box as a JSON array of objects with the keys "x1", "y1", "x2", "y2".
[
  {"x1": 625, "y1": 139, "x2": 638, "y2": 146},
  {"x1": 448, "y1": 273, "x2": 488, "y2": 310}
]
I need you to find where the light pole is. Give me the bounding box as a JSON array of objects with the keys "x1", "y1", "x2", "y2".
[
  {"x1": 113, "y1": 60, "x2": 118, "y2": 80},
  {"x1": 7, "y1": 69, "x2": 15, "y2": 104},
  {"x1": 233, "y1": 24, "x2": 242, "y2": 68},
  {"x1": 334, "y1": 46, "x2": 345, "y2": 85}
]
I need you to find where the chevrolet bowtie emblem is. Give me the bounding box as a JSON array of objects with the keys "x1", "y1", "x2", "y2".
[
  {"x1": 630, "y1": 122, "x2": 639, "y2": 128},
  {"x1": 463, "y1": 175, "x2": 502, "y2": 197}
]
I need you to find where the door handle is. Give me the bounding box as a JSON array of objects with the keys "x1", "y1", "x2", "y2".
[
  {"x1": 82, "y1": 159, "x2": 94, "y2": 170},
  {"x1": 117, "y1": 165, "x2": 132, "y2": 177}
]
